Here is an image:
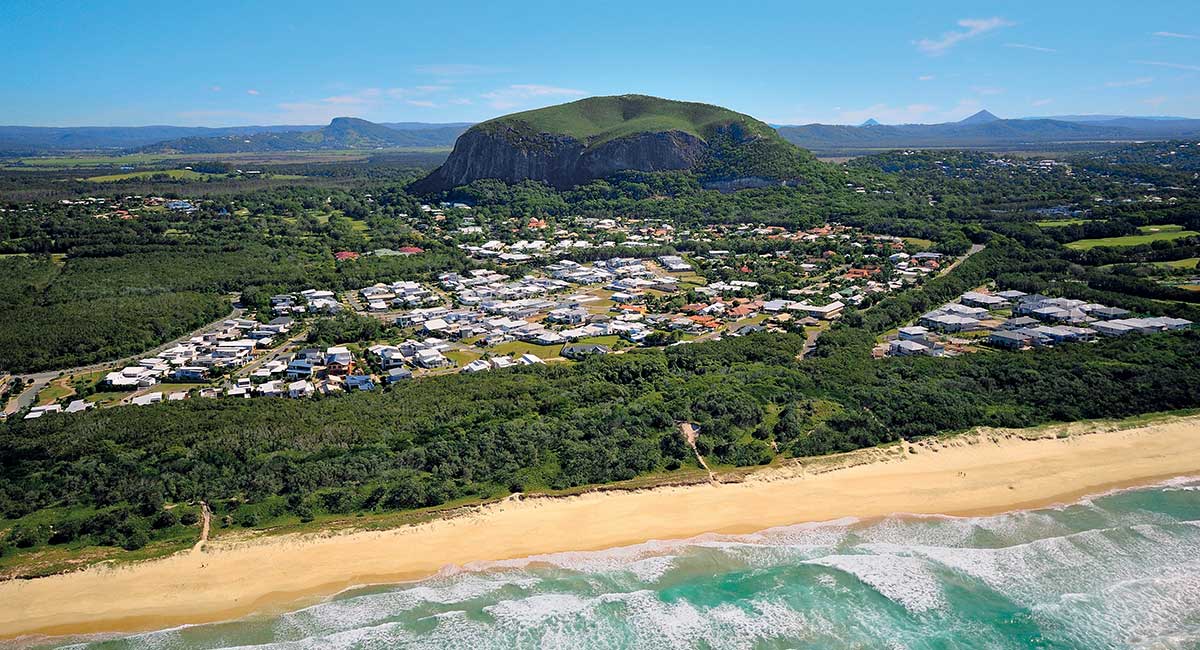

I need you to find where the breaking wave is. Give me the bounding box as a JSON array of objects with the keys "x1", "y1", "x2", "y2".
[{"x1": 51, "y1": 478, "x2": 1200, "y2": 649}]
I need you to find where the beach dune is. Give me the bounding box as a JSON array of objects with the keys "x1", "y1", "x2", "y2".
[{"x1": 3, "y1": 415, "x2": 1199, "y2": 642}]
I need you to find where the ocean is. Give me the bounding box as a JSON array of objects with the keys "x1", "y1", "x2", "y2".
[{"x1": 49, "y1": 478, "x2": 1200, "y2": 649}]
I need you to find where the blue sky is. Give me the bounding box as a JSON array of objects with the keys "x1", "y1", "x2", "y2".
[{"x1": 2, "y1": 0, "x2": 1198, "y2": 126}]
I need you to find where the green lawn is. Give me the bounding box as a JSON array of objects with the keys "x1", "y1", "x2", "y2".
[
  {"x1": 575, "y1": 335, "x2": 622, "y2": 347},
  {"x1": 443, "y1": 349, "x2": 482, "y2": 366},
  {"x1": 901, "y1": 236, "x2": 935, "y2": 250},
  {"x1": 1065, "y1": 226, "x2": 1199, "y2": 250},
  {"x1": 488, "y1": 341, "x2": 562, "y2": 359}
]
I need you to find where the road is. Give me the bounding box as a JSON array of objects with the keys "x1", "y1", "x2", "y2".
[
  {"x1": 2, "y1": 301, "x2": 243, "y2": 416},
  {"x1": 938, "y1": 243, "x2": 986, "y2": 277}
]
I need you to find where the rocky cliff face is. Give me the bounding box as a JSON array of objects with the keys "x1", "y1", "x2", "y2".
[{"x1": 410, "y1": 125, "x2": 708, "y2": 193}]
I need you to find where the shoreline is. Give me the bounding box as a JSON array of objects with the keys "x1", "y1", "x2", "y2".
[{"x1": 3, "y1": 414, "x2": 1200, "y2": 643}]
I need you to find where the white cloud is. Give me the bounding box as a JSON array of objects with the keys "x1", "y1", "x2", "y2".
[
  {"x1": 1032, "y1": 98, "x2": 1054, "y2": 106},
  {"x1": 448, "y1": 98, "x2": 473, "y2": 105},
  {"x1": 972, "y1": 86, "x2": 1005, "y2": 96},
  {"x1": 246, "y1": 89, "x2": 260, "y2": 96},
  {"x1": 210, "y1": 85, "x2": 222, "y2": 92},
  {"x1": 268, "y1": 85, "x2": 461, "y2": 123},
  {"x1": 1004, "y1": 43, "x2": 1057, "y2": 53},
  {"x1": 918, "y1": 75, "x2": 935, "y2": 81},
  {"x1": 481, "y1": 84, "x2": 587, "y2": 110},
  {"x1": 1105, "y1": 77, "x2": 1153, "y2": 88},
  {"x1": 916, "y1": 17, "x2": 1013, "y2": 55},
  {"x1": 1143, "y1": 96, "x2": 1169, "y2": 107},
  {"x1": 1153, "y1": 31, "x2": 1197, "y2": 39},
  {"x1": 1135, "y1": 60, "x2": 1200, "y2": 72}
]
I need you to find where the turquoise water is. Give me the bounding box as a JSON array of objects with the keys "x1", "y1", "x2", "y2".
[{"x1": 46, "y1": 479, "x2": 1200, "y2": 649}]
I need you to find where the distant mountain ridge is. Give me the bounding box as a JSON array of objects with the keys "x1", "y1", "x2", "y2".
[
  {"x1": 410, "y1": 94, "x2": 821, "y2": 193},
  {"x1": 776, "y1": 111, "x2": 1200, "y2": 153},
  {"x1": 0, "y1": 121, "x2": 471, "y2": 154},
  {"x1": 131, "y1": 118, "x2": 469, "y2": 154}
]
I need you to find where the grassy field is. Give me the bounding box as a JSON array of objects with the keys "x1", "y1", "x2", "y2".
[
  {"x1": 1156, "y1": 257, "x2": 1199, "y2": 270},
  {"x1": 1065, "y1": 225, "x2": 1199, "y2": 250},
  {"x1": 901, "y1": 236, "x2": 935, "y2": 250},
  {"x1": 84, "y1": 169, "x2": 216, "y2": 182},
  {"x1": 35, "y1": 379, "x2": 75, "y2": 406},
  {"x1": 1035, "y1": 218, "x2": 1091, "y2": 227}
]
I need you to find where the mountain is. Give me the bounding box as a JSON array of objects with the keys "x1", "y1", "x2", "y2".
[
  {"x1": 959, "y1": 110, "x2": 1000, "y2": 125},
  {"x1": 775, "y1": 114, "x2": 1200, "y2": 154},
  {"x1": 0, "y1": 121, "x2": 471, "y2": 154},
  {"x1": 0, "y1": 124, "x2": 325, "y2": 153},
  {"x1": 133, "y1": 118, "x2": 469, "y2": 154},
  {"x1": 860, "y1": 118, "x2": 881, "y2": 127},
  {"x1": 1021, "y1": 114, "x2": 1193, "y2": 123},
  {"x1": 411, "y1": 94, "x2": 818, "y2": 193}
]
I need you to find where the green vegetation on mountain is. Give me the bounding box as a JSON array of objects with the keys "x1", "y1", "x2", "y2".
[
  {"x1": 475, "y1": 95, "x2": 780, "y2": 148},
  {"x1": 414, "y1": 95, "x2": 821, "y2": 192}
]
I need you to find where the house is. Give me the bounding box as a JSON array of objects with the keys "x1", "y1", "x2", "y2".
[
  {"x1": 1092, "y1": 320, "x2": 1135, "y2": 337},
  {"x1": 518, "y1": 353, "x2": 545, "y2": 365},
  {"x1": 799, "y1": 301, "x2": 845, "y2": 320},
  {"x1": 131, "y1": 392, "x2": 163, "y2": 406},
  {"x1": 414, "y1": 349, "x2": 451, "y2": 368},
  {"x1": 960, "y1": 291, "x2": 1007, "y2": 309},
  {"x1": 732, "y1": 324, "x2": 765, "y2": 337},
  {"x1": 385, "y1": 367, "x2": 413, "y2": 383},
  {"x1": 267, "y1": 316, "x2": 295, "y2": 332},
  {"x1": 920, "y1": 312, "x2": 979, "y2": 333},
  {"x1": 995, "y1": 290, "x2": 1027, "y2": 301},
  {"x1": 296, "y1": 348, "x2": 324, "y2": 361},
  {"x1": 897, "y1": 326, "x2": 929, "y2": 341},
  {"x1": 562, "y1": 344, "x2": 611, "y2": 360},
  {"x1": 345, "y1": 374, "x2": 376, "y2": 391},
  {"x1": 889, "y1": 339, "x2": 934, "y2": 356},
  {"x1": 988, "y1": 330, "x2": 1032, "y2": 349},
  {"x1": 257, "y1": 380, "x2": 286, "y2": 397},
  {"x1": 325, "y1": 346, "x2": 354, "y2": 375},
  {"x1": 657, "y1": 255, "x2": 692, "y2": 272},
  {"x1": 64, "y1": 399, "x2": 93, "y2": 414},
  {"x1": 288, "y1": 380, "x2": 314, "y2": 398},
  {"x1": 1000, "y1": 316, "x2": 1040, "y2": 330},
  {"x1": 547, "y1": 307, "x2": 589, "y2": 324},
  {"x1": 174, "y1": 366, "x2": 207, "y2": 381},
  {"x1": 286, "y1": 358, "x2": 317, "y2": 379},
  {"x1": 1087, "y1": 305, "x2": 1131, "y2": 320},
  {"x1": 24, "y1": 404, "x2": 62, "y2": 419},
  {"x1": 1033, "y1": 325, "x2": 1095, "y2": 343},
  {"x1": 462, "y1": 359, "x2": 492, "y2": 373}
]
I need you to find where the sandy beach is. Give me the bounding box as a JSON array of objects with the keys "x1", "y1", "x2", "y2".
[{"x1": 3, "y1": 414, "x2": 1199, "y2": 643}]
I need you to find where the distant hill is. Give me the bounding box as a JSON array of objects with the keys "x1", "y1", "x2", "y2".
[
  {"x1": 0, "y1": 124, "x2": 324, "y2": 153},
  {"x1": 0, "y1": 121, "x2": 470, "y2": 154},
  {"x1": 133, "y1": 118, "x2": 468, "y2": 154},
  {"x1": 958, "y1": 109, "x2": 1000, "y2": 125},
  {"x1": 411, "y1": 94, "x2": 820, "y2": 193},
  {"x1": 775, "y1": 112, "x2": 1200, "y2": 154}
]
